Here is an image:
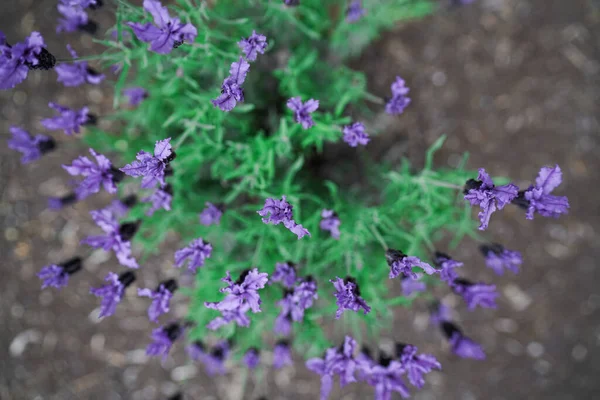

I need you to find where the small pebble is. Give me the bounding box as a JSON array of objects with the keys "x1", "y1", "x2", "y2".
[{"x1": 526, "y1": 341, "x2": 545, "y2": 358}]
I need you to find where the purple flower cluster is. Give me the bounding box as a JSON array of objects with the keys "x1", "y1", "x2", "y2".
[
  {"x1": 123, "y1": 87, "x2": 148, "y2": 106},
  {"x1": 187, "y1": 340, "x2": 230, "y2": 375},
  {"x1": 212, "y1": 57, "x2": 250, "y2": 112},
  {"x1": 430, "y1": 302, "x2": 485, "y2": 359},
  {"x1": 56, "y1": 45, "x2": 105, "y2": 87},
  {"x1": 385, "y1": 77, "x2": 411, "y2": 115},
  {"x1": 138, "y1": 279, "x2": 178, "y2": 322},
  {"x1": 38, "y1": 257, "x2": 82, "y2": 289},
  {"x1": 270, "y1": 261, "x2": 297, "y2": 289},
  {"x1": 522, "y1": 165, "x2": 569, "y2": 220},
  {"x1": 90, "y1": 271, "x2": 136, "y2": 318},
  {"x1": 174, "y1": 237, "x2": 212, "y2": 273},
  {"x1": 451, "y1": 278, "x2": 498, "y2": 310},
  {"x1": 1, "y1": 31, "x2": 55, "y2": 90},
  {"x1": 319, "y1": 209, "x2": 341, "y2": 239},
  {"x1": 330, "y1": 277, "x2": 370, "y2": 319},
  {"x1": 480, "y1": 243, "x2": 522, "y2": 275},
  {"x1": 121, "y1": 138, "x2": 175, "y2": 189},
  {"x1": 238, "y1": 31, "x2": 267, "y2": 62},
  {"x1": 199, "y1": 202, "x2": 223, "y2": 226},
  {"x1": 63, "y1": 149, "x2": 123, "y2": 200},
  {"x1": 433, "y1": 251, "x2": 463, "y2": 283},
  {"x1": 147, "y1": 322, "x2": 184, "y2": 360},
  {"x1": 8, "y1": 126, "x2": 55, "y2": 164},
  {"x1": 274, "y1": 276, "x2": 318, "y2": 333},
  {"x1": 41, "y1": 102, "x2": 94, "y2": 136},
  {"x1": 257, "y1": 195, "x2": 310, "y2": 239},
  {"x1": 244, "y1": 347, "x2": 260, "y2": 369},
  {"x1": 386, "y1": 249, "x2": 437, "y2": 280},
  {"x1": 342, "y1": 122, "x2": 370, "y2": 147},
  {"x1": 142, "y1": 184, "x2": 172, "y2": 216},
  {"x1": 287, "y1": 97, "x2": 319, "y2": 129},
  {"x1": 346, "y1": 1, "x2": 366, "y2": 22},
  {"x1": 400, "y1": 274, "x2": 426, "y2": 296},
  {"x1": 57, "y1": 1, "x2": 98, "y2": 35},
  {"x1": 306, "y1": 336, "x2": 358, "y2": 399}
]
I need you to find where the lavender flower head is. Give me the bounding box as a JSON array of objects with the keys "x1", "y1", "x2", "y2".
[
  {"x1": 273, "y1": 340, "x2": 293, "y2": 369},
  {"x1": 41, "y1": 102, "x2": 93, "y2": 136},
  {"x1": 81, "y1": 209, "x2": 140, "y2": 268},
  {"x1": 283, "y1": 0, "x2": 300, "y2": 6},
  {"x1": 385, "y1": 77, "x2": 411, "y2": 115},
  {"x1": 60, "y1": 0, "x2": 101, "y2": 8},
  {"x1": 271, "y1": 261, "x2": 297, "y2": 289},
  {"x1": 48, "y1": 193, "x2": 78, "y2": 210},
  {"x1": 146, "y1": 322, "x2": 183, "y2": 360},
  {"x1": 441, "y1": 321, "x2": 485, "y2": 360},
  {"x1": 204, "y1": 268, "x2": 269, "y2": 313},
  {"x1": 105, "y1": 194, "x2": 138, "y2": 217},
  {"x1": 57, "y1": 4, "x2": 95, "y2": 34},
  {"x1": 174, "y1": 237, "x2": 212, "y2": 273},
  {"x1": 138, "y1": 279, "x2": 178, "y2": 322},
  {"x1": 320, "y1": 209, "x2": 341, "y2": 239},
  {"x1": 212, "y1": 57, "x2": 250, "y2": 112},
  {"x1": 127, "y1": 0, "x2": 197, "y2": 54},
  {"x1": 188, "y1": 340, "x2": 230, "y2": 375},
  {"x1": 238, "y1": 30, "x2": 267, "y2": 62},
  {"x1": 199, "y1": 202, "x2": 223, "y2": 226},
  {"x1": 90, "y1": 271, "x2": 136, "y2": 318},
  {"x1": 1, "y1": 31, "x2": 55, "y2": 90},
  {"x1": 342, "y1": 122, "x2": 370, "y2": 147},
  {"x1": 523, "y1": 165, "x2": 569, "y2": 220},
  {"x1": 56, "y1": 45, "x2": 105, "y2": 87},
  {"x1": 480, "y1": 243, "x2": 522, "y2": 275},
  {"x1": 38, "y1": 257, "x2": 82, "y2": 289},
  {"x1": 464, "y1": 168, "x2": 519, "y2": 230},
  {"x1": 63, "y1": 148, "x2": 123, "y2": 200},
  {"x1": 429, "y1": 301, "x2": 452, "y2": 326},
  {"x1": 275, "y1": 277, "x2": 318, "y2": 327},
  {"x1": 8, "y1": 126, "x2": 55, "y2": 164},
  {"x1": 452, "y1": 278, "x2": 498, "y2": 310},
  {"x1": 257, "y1": 196, "x2": 310, "y2": 239},
  {"x1": 362, "y1": 356, "x2": 411, "y2": 400},
  {"x1": 396, "y1": 344, "x2": 441, "y2": 388},
  {"x1": 330, "y1": 276, "x2": 371, "y2": 319},
  {"x1": 244, "y1": 348, "x2": 260, "y2": 369},
  {"x1": 206, "y1": 302, "x2": 251, "y2": 331},
  {"x1": 142, "y1": 184, "x2": 172, "y2": 216},
  {"x1": 120, "y1": 138, "x2": 175, "y2": 189},
  {"x1": 287, "y1": 97, "x2": 319, "y2": 129},
  {"x1": 346, "y1": 1, "x2": 366, "y2": 22},
  {"x1": 386, "y1": 249, "x2": 437, "y2": 280},
  {"x1": 433, "y1": 251, "x2": 464, "y2": 283},
  {"x1": 306, "y1": 336, "x2": 358, "y2": 399},
  {"x1": 123, "y1": 87, "x2": 148, "y2": 106},
  {"x1": 401, "y1": 274, "x2": 426, "y2": 297}
]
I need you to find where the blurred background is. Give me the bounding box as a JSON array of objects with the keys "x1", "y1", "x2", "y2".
[{"x1": 1, "y1": 0, "x2": 599, "y2": 399}]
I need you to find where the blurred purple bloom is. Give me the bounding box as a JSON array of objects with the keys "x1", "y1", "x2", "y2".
[
  {"x1": 55, "y1": 45, "x2": 104, "y2": 87},
  {"x1": 199, "y1": 202, "x2": 223, "y2": 226},
  {"x1": 480, "y1": 243, "x2": 522, "y2": 275},
  {"x1": 452, "y1": 278, "x2": 498, "y2": 310},
  {"x1": 204, "y1": 268, "x2": 269, "y2": 313},
  {"x1": 142, "y1": 184, "x2": 172, "y2": 216},
  {"x1": 238, "y1": 30, "x2": 267, "y2": 62},
  {"x1": 429, "y1": 301, "x2": 452, "y2": 326},
  {"x1": 273, "y1": 340, "x2": 293, "y2": 369},
  {"x1": 63, "y1": 148, "x2": 123, "y2": 200},
  {"x1": 258, "y1": 196, "x2": 310, "y2": 239},
  {"x1": 212, "y1": 57, "x2": 250, "y2": 112},
  {"x1": 386, "y1": 249, "x2": 437, "y2": 280},
  {"x1": 123, "y1": 87, "x2": 148, "y2": 106},
  {"x1": 441, "y1": 321, "x2": 485, "y2": 360},
  {"x1": 38, "y1": 257, "x2": 82, "y2": 289},
  {"x1": 283, "y1": 219, "x2": 311, "y2": 239},
  {"x1": 48, "y1": 192, "x2": 78, "y2": 210},
  {"x1": 464, "y1": 168, "x2": 518, "y2": 230},
  {"x1": 401, "y1": 274, "x2": 426, "y2": 296},
  {"x1": 146, "y1": 322, "x2": 183, "y2": 360},
  {"x1": 523, "y1": 165, "x2": 569, "y2": 220},
  {"x1": 60, "y1": 0, "x2": 101, "y2": 9},
  {"x1": 284, "y1": 0, "x2": 300, "y2": 5},
  {"x1": 330, "y1": 277, "x2": 370, "y2": 319},
  {"x1": 287, "y1": 97, "x2": 318, "y2": 129},
  {"x1": 320, "y1": 209, "x2": 341, "y2": 239},
  {"x1": 188, "y1": 340, "x2": 229, "y2": 375},
  {"x1": 82, "y1": 209, "x2": 139, "y2": 268},
  {"x1": 346, "y1": 1, "x2": 365, "y2": 22},
  {"x1": 342, "y1": 122, "x2": 370, "y2": 147},
  {"x1": 57, "y1": 4, "x2": 94, "y2": 34},
  {"x1": 206, "y1": 303, "x2": 251, "y2": 330},
  {"x1": 360, "y1": 357, "x2": 411, "y2": 400},
  {"x1": 385, "y1": 77, "x2": 411, "y2": 115},
  {"x1": 138, "y1": 279, "x2": 177, "y2": 322},
  {"x1": 127, "y1": 0, "x2": 197, "y2": 54},
  {"x1": 174, "y1": 237, "x2": 212, "y2": 273},
  {"x1": 244, "y1": 348, "x2": 260, "y2": 369},
  {"x1": 41, "y1": 102, "x2": 92, "y2": 136},
  {"x1": 433, "y1": 251, "x2": 463, "y2": 283},
  {"x1": 271, "y1": 261, "x2": 297, "y2": 288},
  {"x1": 106, "y1": 194, "x2": 138, "y2": 217},
  {"x1": 396, "y1": 344, "x2": 441, "y2": 388},
  {"x1": 0, "y1": 31, "x2": 55, "y2": 90},
  {"x1": 90, "y1": 271, "x2": 135, "y2": 318},
  {"x1": 275, "y1": 277, "x2": 318, "y2": 329},
  {"x1": 274, "y1": 312, "x2": 292, "y2": 335},
  {"x1": 120, "y1": 138, "x2": 174, "y2": 189},
  {"x1": 8, "y1": 126, "x2": 55, "y2": 164}
]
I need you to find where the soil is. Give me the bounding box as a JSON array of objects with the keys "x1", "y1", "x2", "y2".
[{"x1": 1, "y1": 0, "x2": 599, "y2": 399}]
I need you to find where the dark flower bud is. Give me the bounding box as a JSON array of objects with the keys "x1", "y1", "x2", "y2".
[
  {"x1": 167, "y1": 392, "x2": 182, "y2": 400},
  {"x1": 395, "y1": 342, "x2": 408, "y2": 358},
  {"x1": 441, "y1": 321, "x2": 462, "y2": 340},
  {"x1": 165, "y1": 151, "x2": 177, "y2": 163},
  {"x1": 27, "y1": 48, "x2": 56, "y2": 70},
  {"x1": 164, "y1": 322, "x2": 182, "y2": 342},
  {"x1": 118, "y1": 220, "x2": 141, "y2": 241},
  {"x1": 161, "y1": 279, "x2": 178, "y2": 293},
  {"x1": 84, "y1": 113, "x2": 98, "y2": 126},
  {"x1": 110, "y1": 166, "x2": 125, "y2": 183},
  {"x1": 378, "y1": 352, "x2": 392, "y2": 367},
  {"x1": 236, "y1": 269, "x2": 251, "y2": 285},
  {"x1": 344, "y1": 276, "x2": 361, "y2": 296},
  {"x1": 78, "y1": 20, "x2": 99, "y2": 35},
  {"x1": 49, "y1": 192, "x2": 78, "y2": 209},
  {"x1": 452, "y1": 278, "x2": 473, "y2": 287},
  {"x1": 60, "y1": 257, "x2": 83, "y2": 275},
  {"x1": 172, "y1": 40, "x2": 184, "y2": 49},
  {"x1": 89, "y1": 0, "x2": 104, "y2": 9},
  {"x1": 479, "y1": 243, "x2": 504, "y2": 257},
  {"x1": 122, "y1": 194, "x2": 138, "y2": 208},
  {"x1": 118, "y1": 271, "x2": 136, "y2": 287},
  {"x1": 164, "y1": 165, "x2": 174, "y2": 177},
  {"x1": 463, "y1": 178, "x2": 482, "y2": 194},
  {"x1": 86, "y1": 67, "x2": 102, "y2": 78},
  {"x1": 385, "y1": 249, "x2": 406, "y2": 266},
  {"x1": 512, "y1": 190, "x2": 530, "y2": 210},
  {"x1": 38, "y1": 137, "x2": 56, "y2": 155}
]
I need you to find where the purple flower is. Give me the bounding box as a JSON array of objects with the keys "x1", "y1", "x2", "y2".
[
  {"x1": 273, "y1": 340, "x2": 293, "y2": 369},
  {"x1": 206, "y1": 303, "x2": 251, "y2": 330},
  {"x1": 48, "y1": 192, "x2": 78, "y2": 210},
  {"x1": 127, "y1": 0, "x2": 197, "y2": 54},
  {"x1": 433, "y1": 251, "x2": 463, "y2": 283},
  {"x1": 55, "y1": 45, "x2": 104, "y2": 87},
  {"x1": 287, "y1": 97, "x2": 319, "y2": 129},
  {"x1": 274, "y1": 312, "x2": 292, "y2": 335},
  {"x1": 82, "y1": 209, "x2": 140, "y2": 268},
  {"x1": 123, "y1": 87, "x2": 148, "y2": 106},
  {"x1": 271, "y1": 261, "x2": 297, "y2": 288},
  {"x1": 400, "y1": 274, "x2": 426, "y2": 296},
  {"x1": 138, "y1": 279, "x2": 177, "y2": 322},
  {"x1": 8, "y1": 126, "x2": 55, "y2": 164},
  {"x1": 452, "y1": 278, "x2": 498, "y2": 310},
  {"x1": 142, "y1": 184, "x2": 172, "y2": 216},
  {"x1": 38, "y1": 257, "x2": 82, "y2": 289},
  {"x1": 57, "y1": 4, "x2": 95, "y2": 34},
  {"x1": 480, "y1": 243, "x2": 522, "y2": 275},
  {"x1": 257, "y1": 196, "x2": 310, "y2": 239},
  {"x1": 346, "y1": 1, "x2": 365, "y2": 22},
  {"x1": 199, "y1": 202, "x2": 223, "y2": 226},
  {"x1": 464, "y1": 168, "x2": 519, "y2": 230},
  {"x1": 146, "y1": 322, "x2": 183, "y2": 360},
  {"x1": 63, "y1": 149, "x2": 123, "y2": 200},
  {"x1": 523, "y1": 165, "x2": 569, "y2": 220},
  {"x1": 284, "y1": 0, "x2": 300, "y2": 6},
  {"x1": 342, "y1": 122, "x2": 370, "y2": 147},
  {"x1": 441, "y1": 321, "x2": 485, "y2": 360},
  {"x1": 320, "y1": 209, "x2": 341, "y2": 239},
  {"x1": 275, "y1": 277, "x2": 318, "y2": 329},
  {"x1": 0, "y1": 31, "x2": 55, "y2": 90},
  {"x1": 105, "y1": 194, "x2": 138, "y2": 217},
  {"x1": 204, "y1": 268, "x2": 269, "y2": 313},
  {"x1": 188, "y1": 340, "x2": 229, "y2": 375},
  {"x1": 386, "y1": 249, "x2": 437, "y2": 280},
  {"x1": 60, "y1": 0, "x2": 101, "y2": 9},
  {"x1": 212, "y1": 57, "x2": 250, "y2": 112},
  {"x1": 244, "y1": 348, "x2": 260, "y2": 369},
  {"x1": 120, "y1": 138, "x2": 175, "y2": 189},
  {"x1": 174, "y1": 237, "x2": 212, "y2": 273},
  {"x1": 330, "y1": 276, "x2": 371, "y2": 319},
  {"x1": 238, "y1": 30, "x2": 267, "y2": 62},
  {"x1": 90, "y1": 271, "x2": 136, "y2": 318},
  {"x1": 385, "y1": 77, "x2": 411, "y2": 115},
  {"x1": 41, "y1": 102, "x2": 93, "y2": 136},
  {"x1": 429, "y1": 301, "x2": 452, "y2": 326},
  {"x1": 360, "y1": 356, "x2": 411, "y2": 400},
  {"x1": 396, "y1": 344, "x2": 441, "y2": 388}
]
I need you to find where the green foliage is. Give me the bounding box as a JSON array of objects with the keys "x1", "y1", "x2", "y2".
[{"x1": 83, "y1": 0, "x2": 480, "y2": 359}]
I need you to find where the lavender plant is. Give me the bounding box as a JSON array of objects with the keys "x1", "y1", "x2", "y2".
[{"x1": 3, "y1": 0, "x2": 571, "y2": 398}]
